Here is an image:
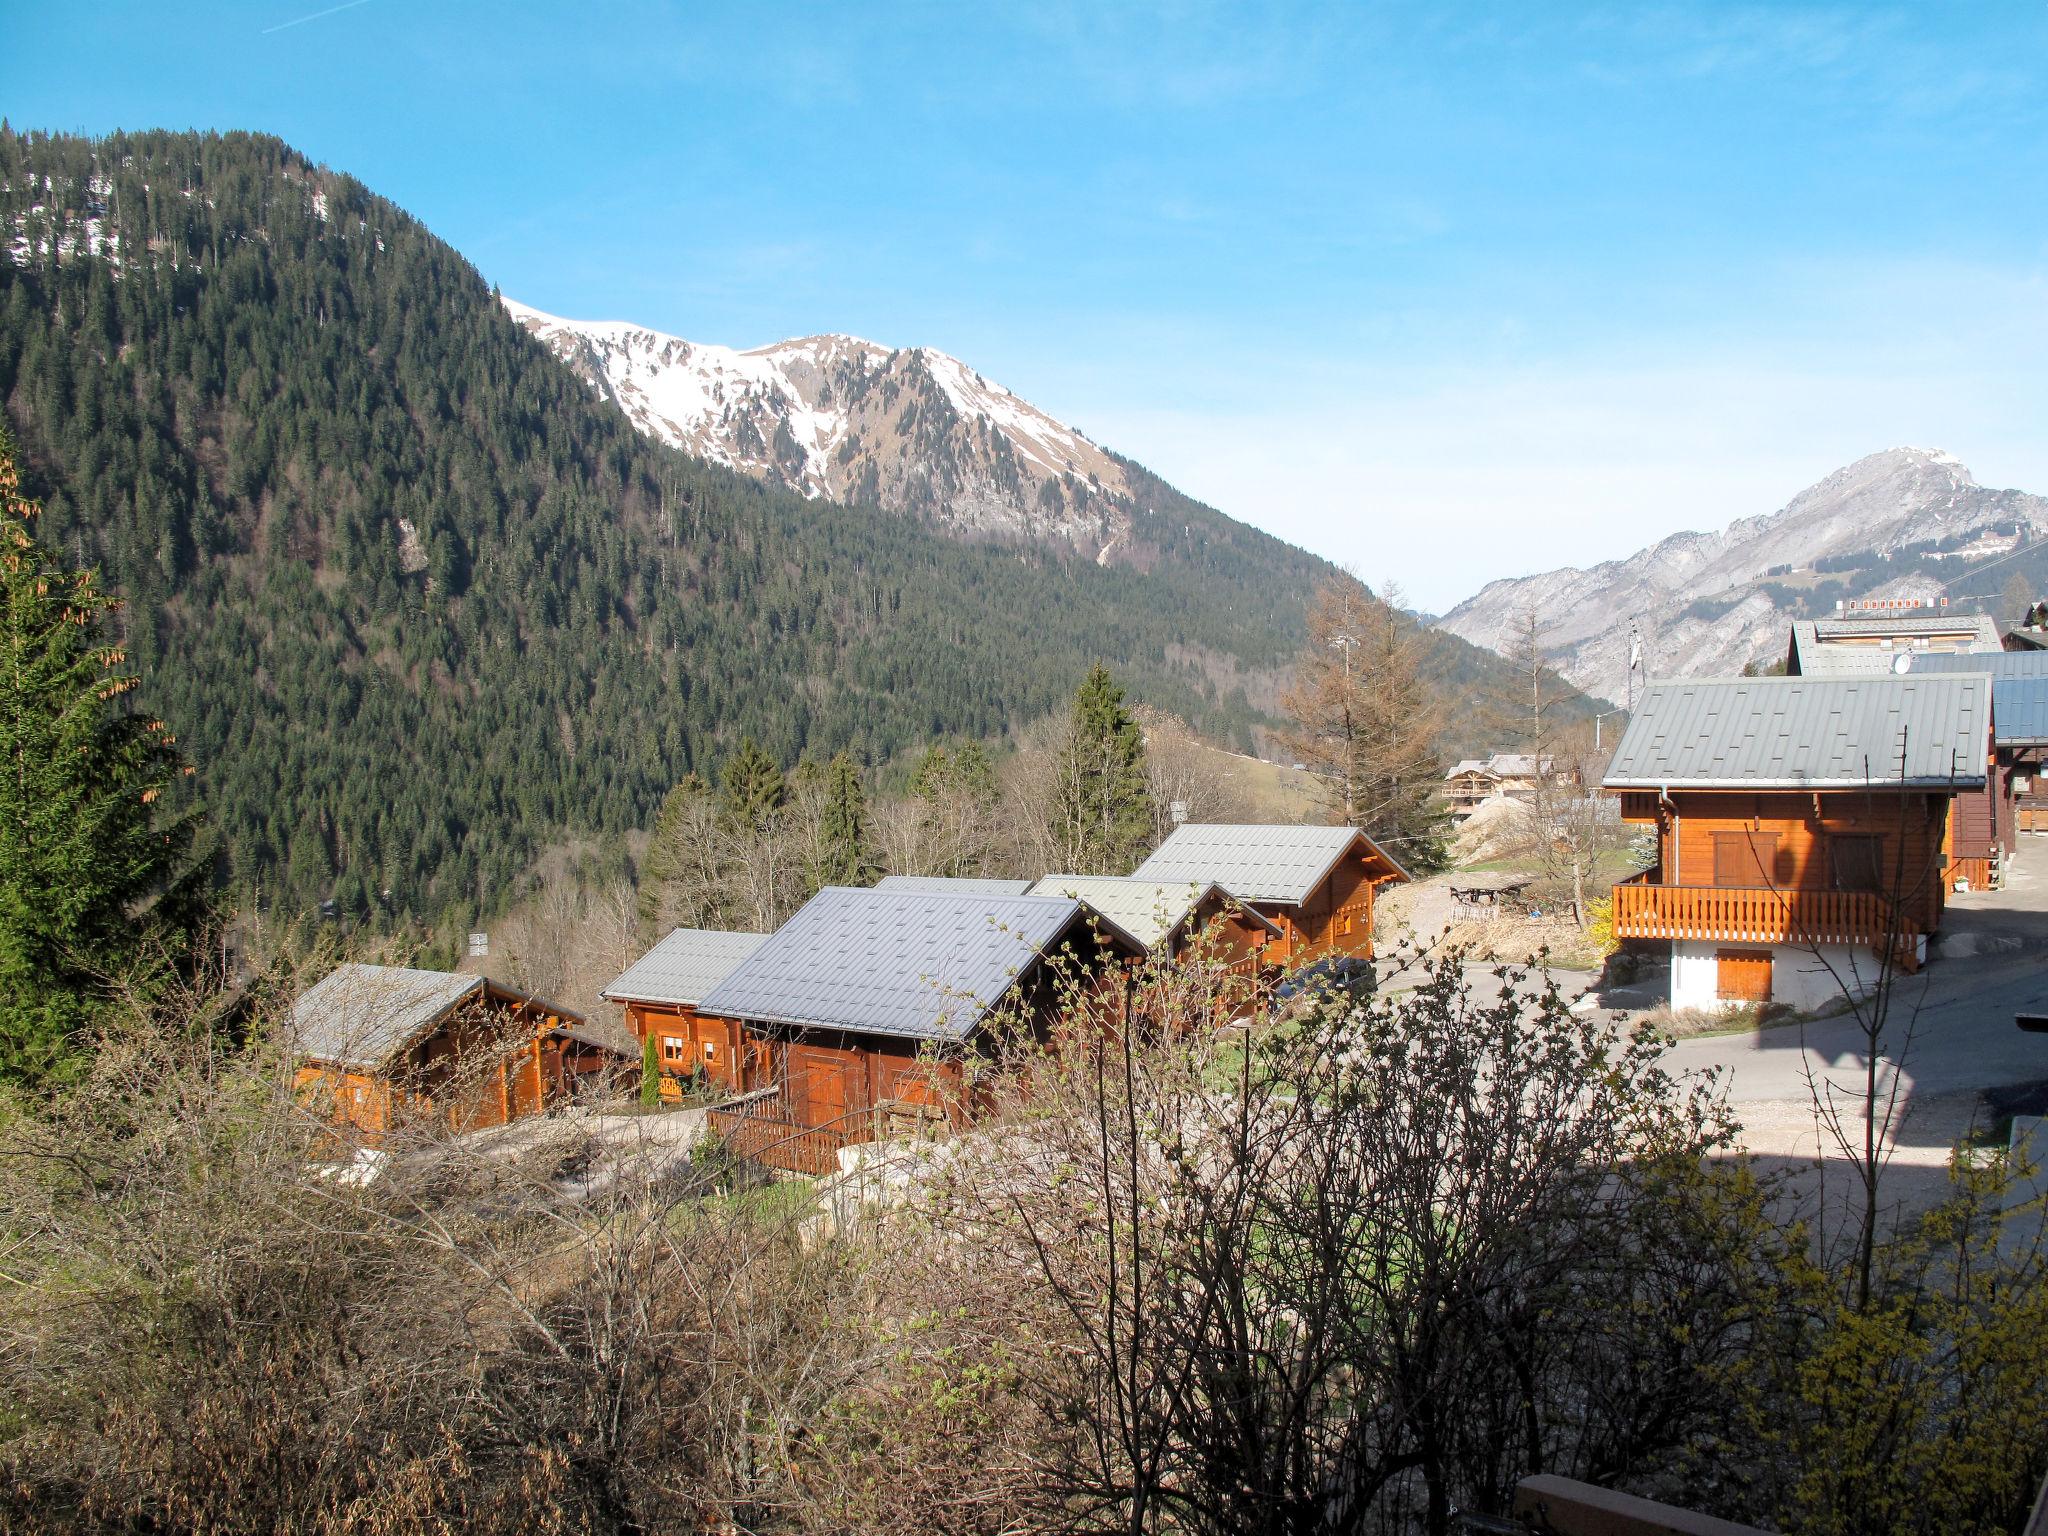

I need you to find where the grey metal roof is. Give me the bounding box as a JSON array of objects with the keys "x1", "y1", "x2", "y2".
[
  {"x1": 1603, "y1": 674, "x2": 1990, "y2": 791},
  {"x1": 602, "y1": 927, "x2": 771, "y2": 1006},
  {"x1": 872, "y1": 875, "x2": 1035, "y2": 895},
  {"x1": 291, "y1": 963, "x2": 486, "y2": 1071},
  {"x1": 1024, "y1": 875, "x2": 1280, "y2": 950},
  {"x1": 1130, "y1": 823, "x2": 1409, "y2": 903},
  {"x1": 1901, "y1": 652, "x2": 2048, "y2": 745},
  {"x1": 696, "y1": 887, "x2": 1127, "y2": 1043}
]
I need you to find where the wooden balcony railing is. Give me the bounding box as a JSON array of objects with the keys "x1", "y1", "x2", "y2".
[{"x1": 1613, "y1": 873, "x2": 1917, "y2": 967}]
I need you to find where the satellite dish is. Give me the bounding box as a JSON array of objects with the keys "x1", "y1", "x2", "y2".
[{"x1": 1893, "y1": 653, "x2": 1912, "y2": 675}]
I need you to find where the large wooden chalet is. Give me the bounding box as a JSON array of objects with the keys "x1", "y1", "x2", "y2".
[
  {"x1": 291, "y1": 964, "x2": 626, "y2": 1141},
  {"x1": 602, "y1": 927, "x2": 770, "y2": 1098},
  {"x1": 696, "y1": 886, "x2": 1145, "y2": 1173},
  {"x1": 1130, "y1": 823, "x2": 1407, "y2": 964},
  {"x1": 1604, "y1": 673, "x2": 1990, "y2": 1011}
]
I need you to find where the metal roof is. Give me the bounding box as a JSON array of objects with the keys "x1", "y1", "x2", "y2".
[
  {"x1": 1130, "y1": 823, "x2": 1409, "y2": 903},
  {"x1": 288, "y1": 964, "x2": 568, "y2": 1073},
  {"x1": 1603, "y1": 673, "x2": 1990, "y2": 791},
  {"x1": 1900, "y1": 652, "x2": 2048, "y2": 745},
  {"x1": 696, "y1": 887, "x2": 1131, "y2": 1043},
  {"x1": 872, "y1": 875, "x2": 1035, "y2": 895},
  {"x1": 1024, "y1": 875, "x2": 1280, "y2": 950},
  {"x1": 602, "y1": 927, "x2": 771, "y2": 1007}
]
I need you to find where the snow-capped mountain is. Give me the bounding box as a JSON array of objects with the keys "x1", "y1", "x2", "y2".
[
  {"x1": 504, "y1": 299, "x2": 1148, "y2": 561},
  {"x1": 1435, "y1": 448, "x2": 2048, "y2": 705}
]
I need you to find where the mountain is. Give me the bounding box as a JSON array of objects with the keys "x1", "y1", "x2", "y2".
[
  {"x1": 0, "y1": 127, "x2": 1561, "y2": 926},
  {"x1": 506, "y1": 303, "x2": 1151, "y2": 560},
  {"x1": 1436, "y1": 448, "x2": 2048, "y2": 703}
]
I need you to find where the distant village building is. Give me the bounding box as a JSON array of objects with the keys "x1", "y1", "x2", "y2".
[
  {"x1": 1784, "y1": 612, "x2": 2001, "y2": 676},
  {"x1": 291, "y1": 964, "x2": 624, "y2": 1141},
  {"x1": 1443, "y1": 754, "x2": 1575, "y2": 816},
  {"x1": 696, "y1": 886, "x2": 1145, "y2": 1172},
  {"x1": 602, "y1": 928, "x2": 770, "y2": 1098},
  {"x1": 1130, "y1": 823, "x2": 1407, "y2": 964},
  {"x1": 1604, "y1": 673, "x2": 1990, "y2": 1012}
]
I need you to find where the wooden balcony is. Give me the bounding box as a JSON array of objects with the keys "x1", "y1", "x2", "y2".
[{"x1": 1613, "y1": 869, "x2": 1918, "y2": 967}]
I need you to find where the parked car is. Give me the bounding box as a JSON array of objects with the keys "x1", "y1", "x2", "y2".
[{"x1": 1274, "y1": 956, "x2": 1377, "y2": 1005}]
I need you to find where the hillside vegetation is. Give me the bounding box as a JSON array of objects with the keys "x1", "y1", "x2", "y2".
[{"x1": 0, "y1": 127, "x2": 1565, "y2": 928}]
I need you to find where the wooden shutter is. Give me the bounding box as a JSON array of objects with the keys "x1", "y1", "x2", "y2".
[
  {"x1": 1712, "y1": 831, "x2": 1779, "y2": 888},
  {"x1": 1716, "y1": 949, "x2": 1773, "y2": 1003}
]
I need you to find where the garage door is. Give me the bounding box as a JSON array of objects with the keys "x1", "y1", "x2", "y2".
[{"x1": 1716, "y1": 949, "x2": 1773, "y2": 1003}]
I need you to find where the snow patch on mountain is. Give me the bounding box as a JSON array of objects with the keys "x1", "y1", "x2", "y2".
[{"x1": 503, "y1": 298, "x2": 1144, "y2": 552}]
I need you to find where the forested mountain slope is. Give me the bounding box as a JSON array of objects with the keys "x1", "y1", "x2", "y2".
[{"x1": 0, "y1": 127, "x2": 1556, "y2": 926}]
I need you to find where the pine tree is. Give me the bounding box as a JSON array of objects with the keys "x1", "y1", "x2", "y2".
[
  {"x1": 811, "y1": 751, "x2": 878, "y2": 888},
  {"x1": 640, "y1": 1033, "x2": 659, "y2": 1108},
  {"x1": 718, "y1": 738, "x2": 786, "y2": 834},
  {"x1": 1282, "y1": 575, "x2": 1448, "y2": 867},
  {"x1": 0, "y1": 428, "x2": 206, "y2": 1089},
  {"x1": 1056, "y1": 664, "x2": 1153, "y2": 875}
]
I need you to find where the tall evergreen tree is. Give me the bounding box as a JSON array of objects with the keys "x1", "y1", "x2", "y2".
[
  {"x1": 1056, "y1": 664, "x2": 1153, "y2": 875},
  {"x1": 718, "y1": 738, "x2": 786, "y2": 834},
  {"x1": 0, "y1": 428, "x2": 205, "y2": 1089},
  {"x1": 810, "y1": 751, "x2": 878, "y2": 888}
]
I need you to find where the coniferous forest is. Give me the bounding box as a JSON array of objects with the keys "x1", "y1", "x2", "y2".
[{"x1": 0, "y1": 127, "x2": 1548, "y2": 929}]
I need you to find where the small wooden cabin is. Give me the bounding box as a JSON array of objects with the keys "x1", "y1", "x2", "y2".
[
  {"x1": 1025, "y1": 874, "x2": 1280, "y2": 991},
  {"x1": 1129, "y1": 823, "x2": 1408, "y2": 965},
  {"x1": 603, "y1": 928, "x2": 770, "y2": 1098},
  {"x1": 291, "y1": 964, "x2": 622, "y2": 1142},
  {"x1": 1604, "y1": 673, "x2": 1989, "y2": 1011},
  {"x1": 697, "y1": 886, "x2": 1145, "y2": 1173}
]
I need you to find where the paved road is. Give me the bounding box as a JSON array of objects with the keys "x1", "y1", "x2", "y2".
[{"x1": 1665, "y1": 950, "x2": 2048, "y2": 1112}]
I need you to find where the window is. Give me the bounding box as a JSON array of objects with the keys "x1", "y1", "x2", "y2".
[
  {"x1": 660, "y1": 1036, "x2": 686, "y2": 1063},
  {"x1": 703, "y1": 1040, "x2": 719, "y2": 1062},
  {"x1": 1830, "y1": 835, "x2": 1884, "y2": 892}
]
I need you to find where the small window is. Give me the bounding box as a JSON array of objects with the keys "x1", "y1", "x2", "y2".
[
  {"x1": 1830, "y1": 835, "x2": 1884, "y2": 892},
  {"x1": 703, "y1": 1041, "x2": 719, "y2": 1062},
  {"x1": 660, "y1": 1036, "x2": 686, "y2": 1063}
]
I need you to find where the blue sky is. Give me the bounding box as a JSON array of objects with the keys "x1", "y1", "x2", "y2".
[{"x1": 7, "y1": 2, "x2": 2046, "y2": 610}]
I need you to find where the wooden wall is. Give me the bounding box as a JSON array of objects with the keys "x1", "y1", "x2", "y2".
[
  {"x1": 621, "y1": 1000, "x2": 751, "y2": 1094},
  {"x1": 1259, "y1": 844, "x2": 1397, "y2": 962},
  {"x1": 1652, "y1": 790, "x2": 1950, "y2": 933}
]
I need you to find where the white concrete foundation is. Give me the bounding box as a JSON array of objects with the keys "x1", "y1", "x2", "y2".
[{"x1": 1668, "y1": 940, "x2": 1882, "y2": 1014}]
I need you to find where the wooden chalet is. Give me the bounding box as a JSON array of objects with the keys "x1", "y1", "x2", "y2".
[
  {"x1": 1898, "y1": 651, "x2": 2048, "y2": 885},
  {"x1": 1603, "y1": 673, "x2": 1991, "y2": 1012},
  {"x1": 1025, "y1": 874, "x2": 1280, "y2": 966},
  {"x1": 1129, "y1": 823, "x2": 1408, "y2": 965},
  {"x1": 291, "y1": 964, "x2": 624, "y2": 1141},
  {"x1": 1442, "y1": 754, "x2": 1573, "y2": 816},
  {"x1": 603, "y1": 928, "x2": 770, "y2": 1098},
  {"x1": 697, "y1": 886, "x2": 1145, "y2": 1174}
]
